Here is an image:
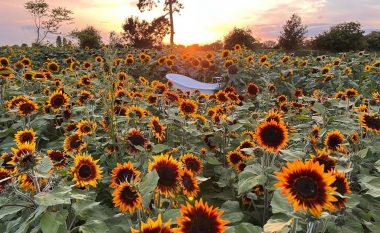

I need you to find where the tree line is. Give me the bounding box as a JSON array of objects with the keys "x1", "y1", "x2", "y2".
[{"x1": 24, "y1": 0, "x2": 380, "y2": 52}]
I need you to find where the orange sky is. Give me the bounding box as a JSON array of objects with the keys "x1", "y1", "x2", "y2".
[{"x1": 0, "y1": 0, "x2": 380, "y2": 45}]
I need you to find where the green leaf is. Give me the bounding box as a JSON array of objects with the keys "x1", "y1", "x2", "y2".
[
  {"x1": 221, "y1": 201, "x2": 244, "y2": 224},
  {"x1": 226, "y1": 223, "x2": 262, "y2": 233},
  {"x1": 0, "y1": 206, "x2": 24, "y2": 219},
  {"x1": 152, "y1": 144, "x2": 170, "y2": 153},
  {"x1": 206, "y1": 155, "x2": 222, "y2": 165},
  {"x1": 79, "y1": 220, "x2": 108, "y2": 233},
  {"x1": 35, "y1": 156, "x2": 53, "y2": 177},
  {"x1": 271, "y1": 190, "x2": 292, "y2": 214},
  {"x1": 139, "y1": 170, "x2": 159, "y2": 208},
  {"x1": 238, "y1": 174, "x2": 267, "y2": 195},
  {"x1": 163, "y1": 209, "x2": 181, "y2": 224},
  {"x1": 264, "y1": 213, "x2": 293, "y2": 233},
  {"x1": 40, "y1": 210, "x2": 68, "y2": 233},
  {"x1": 312, "y1": 102, "x2": 326, "y2": 114},
  {"x1": 34, "y1": 186, "x2": 71, "y2": 206},
  {"x1": 356, "y1": 148, "x2": 368, "y2": 158}
]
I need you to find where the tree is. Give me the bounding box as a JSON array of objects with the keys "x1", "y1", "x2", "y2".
[
  {"x1": 122, "y1": 16, "x2": 170, "y2": 48},
  {"x1": 137, "y1": 0, "x2": 183, "y2": 45},
  {"x1": 365, "y1": 31, "x2": 380, "y2": 51},
  {"x1": 25, "y1": 0, "x2": 73, "y2": 44},
  {"x1": 312, "y1": 22, "x2": 366, "y2": 52},
  {"x1": 56, "y1": 36, "x2": 62, "y2": 47},
  {"x1": 71, "y1": 26, "x2": 102, "y2": 49},
  {"x1": 223, "y1": 27, "x2": 257, "y2": 50},
  {"x1": 278, "y1": 14, "x2": 307, "y2": 50}
]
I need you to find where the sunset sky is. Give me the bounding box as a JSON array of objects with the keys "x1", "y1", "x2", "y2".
[{"x1": 1, "y1": 0, "x2": 379, "y2": 45}]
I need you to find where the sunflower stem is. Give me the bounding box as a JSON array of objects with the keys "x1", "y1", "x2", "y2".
[
  {"x1": 306, "y1": 220, "x2": 318, "y2": 233},
  {"x1": 291, "y1": 218, "x2": 298, "y2": 233}
]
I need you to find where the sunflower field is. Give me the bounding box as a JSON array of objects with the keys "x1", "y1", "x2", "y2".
[{"x1": 0, "y1": 45, "x2": 379, "y2": 233}]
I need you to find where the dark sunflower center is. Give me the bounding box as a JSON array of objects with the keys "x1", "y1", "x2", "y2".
[
  {"x1": 182, "y1": 175, "x2": 194, "y2": 189},
  {"x1": 260, "y1": 125, "x2": 285, "y2": 148},
  {"x1": 70, "y1": 136, "x2": 81, "y2": 149},
  {"x1": 182, "y1": 104, "x2": 195, "y2": 113},
  {"x1": 78, "y1": 164, "x2": 92, "y2": 179},
  {"x1": 186, "y1": 159, "x2": 200, "y2": 171},
  {"x1": 128, "y1": 134, "x2": 145, "y2": 146},
  {"x1": 20, "y1": 103, "x2": 35, "y2": 114},
  {"x1": 52, "y1": 95, "x2": 64, "y2": 107},
  {"x1": 117, "y1": 169, "x2": 134, "y2": 183},
  {"x1": 121, "y1": 186, "x2": 137, "y2": 202},
  {"x1": 82, "y1": 125, "x2": 91, "y2": 133},
  {"x1": 332, "y1": 178, "x2": 346, "y2": 195},
  {"x1": 364, "y1": 115, "x2": 380, "y2": 130},
  {"x1": 21, "y1": 133, "x2": 33, "y2": 143},
  {"x1": 157, "y1": 165, "x2": 177, "y2": 187},
  {"x1": 184, "y1": 210, "x2": 219, "y2": 233},
  {"x1": 294, "y1": 177, "x2": 318, "y2": 199},
  {"x1": 229, "y1": 153, "x2": 243, "y2": 164},
  {"x1": 327, "y1": 135, "x2": 342, "y2": 148},
  {"x1": 153, "y1": 122, "x2": 162, "y2": 133}
]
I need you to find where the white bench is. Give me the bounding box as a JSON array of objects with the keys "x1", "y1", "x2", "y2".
[{"x1": 165, "y1": 73, "x2": 222, "y2": 94}]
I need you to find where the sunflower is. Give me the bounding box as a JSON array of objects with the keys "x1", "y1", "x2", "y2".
[
  {"x1": 18, "y1": 174, "x2": 36, "y2": 191},
  {"x1": 276, "y1": 95, "x2": 287, "y2": 103},
  {"x1": 324, "y1": 130, "x2": 346, "y2": 152},
  {"x1": 47, "y1": 62, "x2": 60, "y2": 73},
  {"x1": 181, "y1": 153, "x2": 202, "y2": 175},
  {"x1": 0, "y1": 66, "x2": 14, "y2": 79},
  {"x1": 179, "y1": 169, "x2": 199, "y2": 197},
  {"x1": 112, "y1": 182, "x2": 142, "y2": 213},
  {"x1": 126, "y1": 106, "x2": 148, "y2": 119},
  {"x1": 246, "y1": 83, "x2": 259, "y2": 96},
  {"x1": 311, "y1": 150, "x2": 336, "y2": 172},
  {"x1": 83, "y1": 61, "x2": 92, "y2": 69},
  {"x1": 0, "y1": 57, "x2": 10, "y2": 67},
  {"x1": 255, "y1": 120, "x2": 288, "y2": 153},
  {"x1": 126, "y1": 128, "x2": 148, "y2": 153},
  {"x1": 126, "y1": 57, "x2": 134, "y2": 64},
  {"x1": 359, "y1": 113, "x2": 380, "y2": 133},
  {"x1": 79, "y1": 76, "x2": 91, "y2": 86},
  {"x1": 48, "y1": 90, "x2": 70, "y2": 110},
  {"x1": 17, "y1": 99, "x2": 38, "y2": 116},
  {"x1": 0, "y1": 168, "x2": 11, "y2": 192},
  {"x1": 76, "y1": 120, "x2": 97, "y2": 136},
  {"x1": 343, "y1": 67, "x2": 352, "y2": 75},
  {"x1": 149, "y1": 154, "x2": 181, "y2": 196},
  {"x1": 47, "y1": 150, "x2": 67, "y2": 169},
  {"x1": 177, "y1": 199, "x2": 228, "y2": 233},
  {"x1": 154, "y1": 83, "x2": 167, "y2": 94},
  {"x1": 259, "y1": 55, "x2": 268, "y2": 64},
  {"x1": 275, "y1": 160, "x2": 337, "y2": 217},
  {"x1": 1, "y1": 153, "x2": 16, "y2": 173},
  {"x1": 71, "y1": 153, "x2": 102, "y2": 188},
  {"x1": 372, "y1": 91, "x2": 380, "y2": 103},
  {"x1": 63, "y1": 134, "x2": 87, "y2": 154},
  {"x1": 345, "y1": 88, "x2": 359, "y2": 98},
  {"x1": 221, "y1": 50, "x2": 230, "y2": 58},
  {"x1": 226, "y1": 150, "x2": 245, "y2": 168},
  {"x1": 237, "y1": 139, "x2": 255, "y2": 157},
  {"x1": 264, "y1": 110, "x2": 283, "y2": 124},
  {"x1": 149, "y1": 116, "x2": 166, "y2": 142},
  {"x1": 349, "y1": 131, "x2": 360, "y2": 144},
  {"x1": 110, "y1": 162, "x2": 141, "y2": 188},
  {"x1": 215, "y1": 91, "x2": 230, "y2": 103},
  {"x1": 14, "y1": 128, "x2": 37, "y2": 146},
  {"x1": 11, "y1": 142, "x2": 36, "y2": 166},
  {"x1": 242, "y1": 130, "x2": 255, "y2": 140},
  {"x1": 131, "y1": 214, "x2": 174, "y2": 233},
  {"x1": 78, "y1": 90, "x2": 93, "y2": 105},
  {"x1": 223, "y1": 60, "x2": 233, "y2": 69},
  {"x1": 329, "y1": 170, "x2": 351, "y2": 209},
  {"x1": 95, "y1": 55, "x2": 103, "y2": 62},
  {"x1": 179, "y1": 99, "x2": 198, "y2": 116}
]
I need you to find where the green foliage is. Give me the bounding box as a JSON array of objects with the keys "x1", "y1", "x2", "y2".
[
  {"x1": 223, "y1": 27, "x2": 257, "y2": 50},
  {"x1": 71, "y1": 26, "x2": 103, "y2": 49},
  {"x1": 365, "y1": 31, "x2": 380, "y2": 51},
  {"x1": 278, "y1": 14, "x2": 307, "y2": 50},
  {"x1": 312, "y1": 22, "x2": 366, "y2": 52},
  {"x1": 122, "y1": 16, "x2": 170, "y2": 48}
]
